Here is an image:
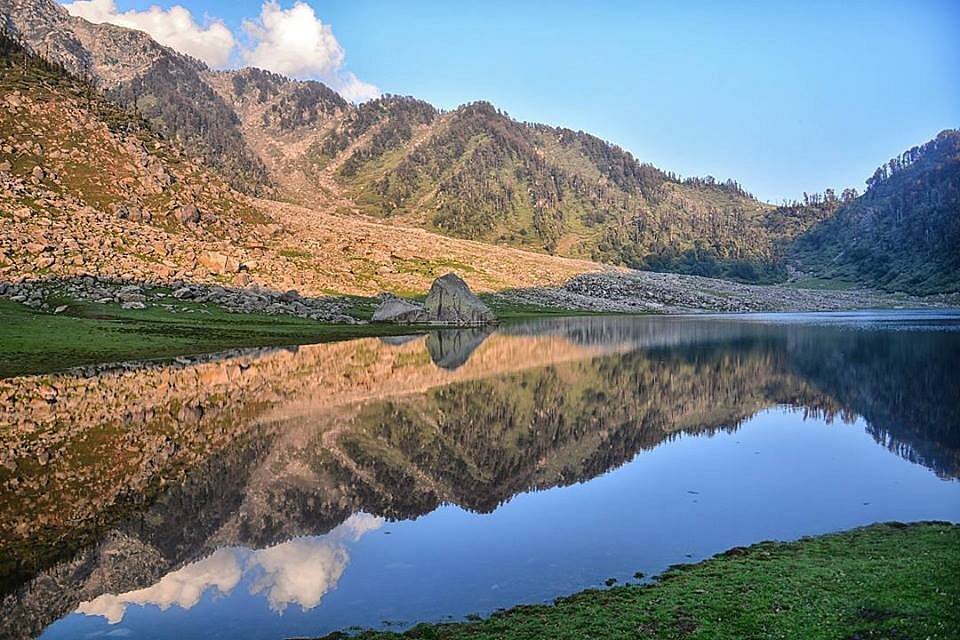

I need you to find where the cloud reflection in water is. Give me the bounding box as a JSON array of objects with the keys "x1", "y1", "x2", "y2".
[{"x1": 76, "y1": 514, "x2": 383, "y2": 623}]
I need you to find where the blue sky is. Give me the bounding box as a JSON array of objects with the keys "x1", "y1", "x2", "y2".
[{"x1": 62, "y1": 0, "x2": 959, "y2": 203}]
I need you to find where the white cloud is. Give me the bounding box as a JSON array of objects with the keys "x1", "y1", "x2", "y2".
[
  {"x1": 62, "y1": 0, "x2": 379, "y2": 102},
  {"x1": 336, "y1": 71, "x2": 381, "y2": 103},
  {"x1": 247, "y1": 514, "x2": 383, "y2": 612},
  {"x1": 240, "y1": 1, "x2": 380, "y2": 102},
  {"x1": 62, "y1": 0, "x2": 236, "y2": 68},
  {"x1": 241, "y1": 1, "x2": 342, "y2": 78},
  {"x1": 248, "y1": 538, "x2": 349, "y2": 612},
  {"x1": 339, "y1": 512, "x2": 386, "y2": 540}
]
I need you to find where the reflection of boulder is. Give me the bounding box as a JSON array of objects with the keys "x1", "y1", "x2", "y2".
[
  {"x1": 371, "y1": 274, "x2": 497, "y2": 326},
  {"x1": 426, "y1": 329, "x2": 492, "y2": 370}
]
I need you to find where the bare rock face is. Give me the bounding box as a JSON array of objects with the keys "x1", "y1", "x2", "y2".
[
  {"x1": 423, "y1": 273, "x2": 497, "y2": 325},
  {"x1": 371, "y1": 298, "x2": 427, "y2": 324}
]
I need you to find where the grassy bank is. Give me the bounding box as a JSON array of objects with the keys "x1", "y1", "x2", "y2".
[
  {"x1": 0, "y1": 292, "x2": 618, "y2": 378},
  {"x1": 0, "y1": 298, "x2": 431, "y2": 378},
  {"x1": 316, "y1": 522, "x2": 959, "y2": 640}
]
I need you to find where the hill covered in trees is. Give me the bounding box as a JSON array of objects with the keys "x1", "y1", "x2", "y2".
[
  {"x1": 258, "y1": 96, "x2": 832, "y2": 283},
  {"x1": 789, "y1": 130, "x2": 960, "y2": 294}
]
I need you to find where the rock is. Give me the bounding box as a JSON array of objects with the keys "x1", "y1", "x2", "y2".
[
  {"x1": 31, "y1": 166, "x2": 45, "y2": 181},
  {"x1": 0, "y1": 160, "x2": 11, "y2": 172},
  {"x1": 117, "y1": 285, "x2": 145, "y2": 303},
  {"x1": 372, "y1": 298, "x2": 427, "y2": 324},
  {"x1": 198, "y1": 251, "x2": 239, "y2": 274},
  {"x1": 176, "y1": 204, "x2": 200, "y2": 224},
  {"x1": 422, "y1": 273, "x2": 497, "y2": 325},
  {"x1": 121, "y1": 301, "x2": 146, "y2": 310},
  {"x1": 371, "y1": 275, "x2": 498, "y2": 325}
]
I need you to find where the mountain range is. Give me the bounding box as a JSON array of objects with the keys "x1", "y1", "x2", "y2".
[{"x1": 1, "y1": 0, "x2": 958, "y2": 295}]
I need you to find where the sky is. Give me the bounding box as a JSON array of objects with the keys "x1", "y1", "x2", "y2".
[{"x1": 59, "y1": 0, "x2": 960, "y2": 203}]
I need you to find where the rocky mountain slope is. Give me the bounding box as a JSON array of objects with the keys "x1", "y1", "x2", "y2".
[
  {"x1": 0, "y1": 31, "x2": 608, "y2": 301},
  {"x1": 0, "y1": 0, "x2": 268, "y2": 191},
  {"x1": 1, "y1": 0, "x2": 831, "y2": 282},
  {"x1": 211, "y1": 82, "x2": 812, "y2": 280}
]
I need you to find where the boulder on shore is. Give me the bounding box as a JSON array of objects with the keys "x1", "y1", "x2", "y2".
[
  {"x1": 371, "y1": 298, "x2": 427, "y2": 323},
  {"x1": 371, "y1": 273, "x2": 498, "y2": 325},
  {"x1": 423, "y1": 273, "x2": 497, "y2": 325}
]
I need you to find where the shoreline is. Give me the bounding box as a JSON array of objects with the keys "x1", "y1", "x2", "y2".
[
  {"x1": 2, "y1": 279, "x2": 958, "y2": 378},
  {"x1": 311, "y1": 522, "x2": 960, "y2": 640}
]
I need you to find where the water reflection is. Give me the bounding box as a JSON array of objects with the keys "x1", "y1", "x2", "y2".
[
  {"x1": 0, "y1": 312, "x2": 958, "y2": 639},
  {"x1": 77, "y1": 514, "x2": 383, "y2": 624}
]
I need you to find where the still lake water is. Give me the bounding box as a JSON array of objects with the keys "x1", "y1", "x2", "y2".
[{"x1": 1, "y1": 311, "x2": 958, "y2": 639}]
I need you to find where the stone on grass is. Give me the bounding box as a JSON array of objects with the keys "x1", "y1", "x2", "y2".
[
  {"x1": 423, "y1": 273, "x2": 497, "y2": 325},
  {"x1": 371, "y1": 274, "x2": 498, "y2": 326},
  {"x1": 176, "y1": 204, "x2": 201, "y2": 224},
  {"x1": 372, "y1": 298, "x2": 427, "y2": 324}
]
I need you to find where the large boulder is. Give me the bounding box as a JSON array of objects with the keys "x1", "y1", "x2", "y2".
[
  {"x1": 371, "y1": 298, "x2": 427, "y2": 324},
  {"x1": 371, "y1": 274, "x2": 498, "y2": 325},
  {"x1": 423, "y1": 273, "x2": 497, "y2": 325}
]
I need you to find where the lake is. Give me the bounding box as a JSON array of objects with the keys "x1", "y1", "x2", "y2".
[{"x1": 1, "y1": 311, "x2": 958, "y2": 639}]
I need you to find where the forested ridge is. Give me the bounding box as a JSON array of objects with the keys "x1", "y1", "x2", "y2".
[
  {"x1": 789, "y1": 130, "x2": 960, "y2": 294},
  {"x1": 316, "y1": 98, "x2": 821, "y2": 283}
]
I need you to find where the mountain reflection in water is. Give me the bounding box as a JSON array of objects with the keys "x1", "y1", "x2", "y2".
[{"x1": 0, "y1": 311, "x2": 958, "y2": 639}]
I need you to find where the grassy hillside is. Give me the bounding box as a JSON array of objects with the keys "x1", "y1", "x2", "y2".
[
  {"x1": 0, "y1": 45, "x2": 254, "y2": 219},
  {"x1": 0, "y1": 31, "x2": 603, "y2": 297}
]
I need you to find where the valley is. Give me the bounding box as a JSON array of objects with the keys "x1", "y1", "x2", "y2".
[
  {"x1": 1, "y1": 0, "x2": 957, "y2": 317},
  {"x1": 0, "y1": 3, "x2": 958, "y2": 638}
]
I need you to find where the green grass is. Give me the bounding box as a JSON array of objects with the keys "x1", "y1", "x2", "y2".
[
  {"x1": 279, "y1": 248, "x2": 314, "y2": 259},
  {"x1": 314, "y1": 522, "x2": 960, "y2": 640},
  {"x1": 0, "y1": 289, "x2": 632, "y2": 378},
  {"x1": 0, "y1": 298, "x2": 430, "y2": 378}
]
